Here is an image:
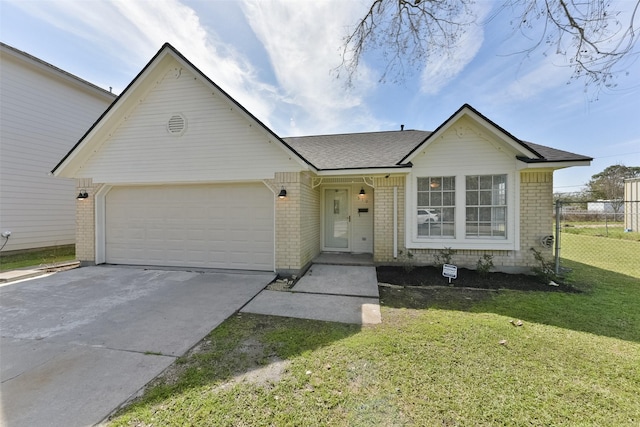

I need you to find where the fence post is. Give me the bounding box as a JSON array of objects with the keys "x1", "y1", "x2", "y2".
[{"x1": 555, "y1": 200, "x2": 561, "y2": 275}]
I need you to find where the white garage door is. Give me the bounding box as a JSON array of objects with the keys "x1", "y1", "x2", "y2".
[{"x1": 105, "y1": 183, "x2": 274, "y2": 271}]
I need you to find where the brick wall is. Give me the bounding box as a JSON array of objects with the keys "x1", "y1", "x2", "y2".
[
  {"x1": 373, "y1": 176, "x2": 406, "y2": 263},
  {"x1": 373, "y1": 171, "x2": 554, "y2": 273},
  {"x1": 75, "y1": 178, "x2": 100, "y2": 265},
  {"x1": 270, "y1": 172, "x2": 320, "y2": 275}
]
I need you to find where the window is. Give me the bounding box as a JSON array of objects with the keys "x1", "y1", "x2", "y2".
[
  {"x1": 465, "y1": 174, "x2": 507, "y2": 238},
  {"x1": 417, "y1": 176, "x2": 455, "y2": 237}
]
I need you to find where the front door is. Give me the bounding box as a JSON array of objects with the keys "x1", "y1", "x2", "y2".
[{"x1": 324, "y1": 188, "x2": 350, "y2": 250}]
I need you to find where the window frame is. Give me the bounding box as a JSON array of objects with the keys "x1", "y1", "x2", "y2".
[{"x1": 406, "y1": 171, "x2": 519, "y2": 251}]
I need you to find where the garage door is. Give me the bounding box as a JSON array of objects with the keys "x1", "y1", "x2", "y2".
[{"x1": 105, "y1": 183, "x2": 274, "y2": 271}]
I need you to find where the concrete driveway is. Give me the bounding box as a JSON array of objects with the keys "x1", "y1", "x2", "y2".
[{"x1": 0, "y1": 266, "x2": 273, "y2": 427}]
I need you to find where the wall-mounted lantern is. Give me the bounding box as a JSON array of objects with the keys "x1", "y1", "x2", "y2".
[{"x1": 278, "y1": 187, "x2": 287, "y2": 199}]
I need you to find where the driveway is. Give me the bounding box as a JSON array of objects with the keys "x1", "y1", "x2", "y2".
[{"x1": 0, "y1": 266, "x2": 273, "y2": 427}]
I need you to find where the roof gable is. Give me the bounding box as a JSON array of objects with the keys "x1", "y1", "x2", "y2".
[
  {"x1": 402, "y1": 104, "x2": 592, "y2": 167},
  {"x1": 52, "y1": 43, "x2": 312, "y2": 177}
]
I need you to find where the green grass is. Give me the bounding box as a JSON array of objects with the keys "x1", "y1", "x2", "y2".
[
  {"x1": 108, "y1": 242, "x2": 640, "y2": 426},
  {"x1": 560, "y1": 233, "x2": 640, "y2": 278},
  {"x1": 0, "y1": 245, "x2": 76, "y2": 272},
  {"x1": 561, "y1": 224, "x2": 639, "y2": 241}
]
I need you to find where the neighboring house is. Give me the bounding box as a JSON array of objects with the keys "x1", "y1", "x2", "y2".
[
  {"x1": 52, "y1": 43, "x2": 592, "y2": 275},
  {"x1": 0, "y1": 42, "x2": 116, "y2": 252},
  {"x1": 624, "y1": 178, "x2": 640, "y2": 231}
]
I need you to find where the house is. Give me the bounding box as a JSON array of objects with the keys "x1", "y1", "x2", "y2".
[
  {"x1": 52, "y1": 43, "x2": 592, "y2": 275},
  {"x1": 624, "y1": 178, "x2": 640, "y2": 231},
  {"x1": 0, "y1": 42, "x2": 116, "y2": 252}
]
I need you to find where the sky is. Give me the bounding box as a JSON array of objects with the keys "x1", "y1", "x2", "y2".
[{"x1": 1, "y1": 0, "x2": 638, "y2": 193}]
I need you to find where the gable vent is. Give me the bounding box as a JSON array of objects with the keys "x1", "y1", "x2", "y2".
[{"x1": 167, "y1": 114, "x2": 187, "y2": 136}]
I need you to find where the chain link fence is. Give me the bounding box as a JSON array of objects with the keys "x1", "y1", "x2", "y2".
[{"x1": 554, "y1": 200, "x2": 640, "y2": 278}]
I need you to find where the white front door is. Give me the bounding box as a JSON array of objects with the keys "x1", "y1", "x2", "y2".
[{"x1": 324, "y1": 188, "x2": 350, "y2": 250}]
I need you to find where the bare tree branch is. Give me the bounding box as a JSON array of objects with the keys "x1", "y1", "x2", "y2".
[{"x1": 338, "y1": 0, "x2": 640, "y2": 91}]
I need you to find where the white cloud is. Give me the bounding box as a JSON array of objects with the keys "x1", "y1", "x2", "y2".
[
  {"x1": 419, "y1": 3, "x2": 492, "y2": 95},
  {"x1": 10, "y1": 0, "x2": 281, "y2": 127},
  {"x1": 239, "y1": 0, "x2": 380, "y2": 135}
]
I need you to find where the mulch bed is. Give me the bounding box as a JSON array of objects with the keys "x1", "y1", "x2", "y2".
[{"x1": 377, "y1": 265, "x2": 581, "y2": 293}]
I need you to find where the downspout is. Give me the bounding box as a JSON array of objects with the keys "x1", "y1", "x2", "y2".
[{"x1": 393, "y1": 186, "x2": 398, "y2": 259}]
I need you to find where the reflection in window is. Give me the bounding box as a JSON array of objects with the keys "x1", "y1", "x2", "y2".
[
  {"x1": 417, "y1": 176, "x2": 455, "y2": 237},
  {"x1": 465, "y1": 175, "x2": 507, "y2": 238}
]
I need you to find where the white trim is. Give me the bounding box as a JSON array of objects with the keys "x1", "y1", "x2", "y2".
[
  {"x1": 321, "y1": 186, "x2": 352, "y2": 252},
  {"x1": 405, "y1": 171, "x2": 519, "y2": 251},
  {"x1": 516, "y1": 160, "x2": 591, "y2": 170},
  {"x1": 393, "y1": 186, "x2": 398, "y2": 258},
  {"x1": 94, "y1": 184, "x2": 112, "y2": 264},
  {"x1": 316, "y1": 168, "x2": 411, "y2": 176}
]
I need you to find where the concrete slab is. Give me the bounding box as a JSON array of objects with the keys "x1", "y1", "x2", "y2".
[
  {"x1": 0, "y1": 266, "x2": 273, "y2": 427},
  {"x1": 241, "y1": 290, "x2": 381, "y2": 325},
  {"x1": 292, "y1": 264, "x2": 379, "y2": 298}
]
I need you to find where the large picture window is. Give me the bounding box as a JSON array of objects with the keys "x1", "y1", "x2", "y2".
[
  {"x1": 465, "y1": 174, "x2": 507, "y2": 238},
  {"x1": 417, "y1": 176, "x2": 455, "y2": 237}
]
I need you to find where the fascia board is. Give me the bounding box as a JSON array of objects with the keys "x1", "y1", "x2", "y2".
[
  {"x1": 316, "y1": 167, "x2": 412, "y2": 176},
  {"x1": 516, "y1": 160, "x2": 592, "y2": 170}
]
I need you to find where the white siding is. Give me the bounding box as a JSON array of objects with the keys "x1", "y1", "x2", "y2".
[
  {"x1": 0, "y1": 47, "x2": 114, "y2": 251},
  {"x1": 77, "y1": 59, "x2": 303, "y2": 183}
]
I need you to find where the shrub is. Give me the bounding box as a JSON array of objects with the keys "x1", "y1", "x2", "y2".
[{"x1": 476, "y1": 254, "x2": 494, "y2": 277}]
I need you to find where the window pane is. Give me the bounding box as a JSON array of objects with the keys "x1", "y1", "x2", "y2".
[
  {"x1": 479, "y1": 190, "x2": 492, "y2": 205},
  {"x1": 443, "y1": 192, "x2": 454, "y2": 206},
  {"x1": 466, "y1": 176, "x2": 478, "y2": 189},
  {"x1": 417, "y1": 178, "x2": 429, "y2": 191},
  {"x1": 479, "y1": 207, "x2": 492, "y2": 221},
  {"x1": 443, "y1": 176, "x2": 455, "y2": 191},
  {"x1": 417, "y1": 176, "x2": 455, "y2": 238},
  {"x1": 480, "y1": 175, "x2": 493, "y2": 189},
  {"x1": 466, "y1": 191, "x2": 477, "y2": 205},
  {"x1": 465, "y1": 174, "x2": 507, "y2": 239},
  {"x1": 431, "y1": 192, "x2": 442, "y2": 206}
]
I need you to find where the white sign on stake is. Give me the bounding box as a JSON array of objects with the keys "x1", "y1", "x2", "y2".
[{"x1": 442, "y1": 264, "x2": 457, "y2": 284}]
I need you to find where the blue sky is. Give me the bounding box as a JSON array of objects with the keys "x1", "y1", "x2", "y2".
[{"x1": 1, "y1": 0, "x2": 638, "y2": 192}]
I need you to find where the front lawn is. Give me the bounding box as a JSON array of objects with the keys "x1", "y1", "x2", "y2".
[
  {"x1": 0, "y1": 245, "x2": 75, "y2": 272},
  {"x1": 108, "y1": 254, "x2": 640, "y2": 426}
]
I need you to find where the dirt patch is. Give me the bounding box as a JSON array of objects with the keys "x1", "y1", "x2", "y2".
[{"x1": 377, "y1": 265, "x2": 580, "y2": 293}]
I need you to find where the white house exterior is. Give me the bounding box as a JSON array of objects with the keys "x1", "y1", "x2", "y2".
[
  {"x1": 53, "y1": 44, "x2": 592, "y2": 275},
  {"x1": 0, "y1": 43, "x2": 116, "y2": 252}
]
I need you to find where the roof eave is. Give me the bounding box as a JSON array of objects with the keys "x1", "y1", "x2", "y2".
[
  {"x1": 316, "y1": 165, "x2": 413, "y2": 176},
  {"x1": 516, "y1": 159, "x2": 592, "y2": 170}
]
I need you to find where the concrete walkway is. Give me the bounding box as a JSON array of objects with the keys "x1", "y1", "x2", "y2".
[{"x1": 242, "y1": 264, "x2": 381, "y2": 324}]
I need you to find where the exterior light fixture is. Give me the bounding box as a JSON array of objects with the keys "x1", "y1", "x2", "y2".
[
  {"x1": 77, "y1": 190, "x2": 89, "y2": 200},
  {"x1": 359, "y1": 187, "x2": 366, "y2": 198},
  {"x1": 278, "y1": 187, "x2": 287, "y2": 199}
]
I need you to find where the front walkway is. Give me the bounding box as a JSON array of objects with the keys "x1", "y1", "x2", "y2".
[{"x1": 241, "y1": 263, "x2": 381, "y2": 325}]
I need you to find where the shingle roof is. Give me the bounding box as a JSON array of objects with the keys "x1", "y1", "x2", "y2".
[
  {"x1": 517, "y1": 141, "x2": 593, "y2": 163},
  {"x1": 284, "y1": 129, "x2": 591, "y2": 170},
  {"x1": 284, "y1": 130, "x2": 431, "y2": 170}
]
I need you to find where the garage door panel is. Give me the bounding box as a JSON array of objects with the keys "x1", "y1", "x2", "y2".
[{"x1": 106, "y1": 183, "x2": 274, "y2": 271}]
